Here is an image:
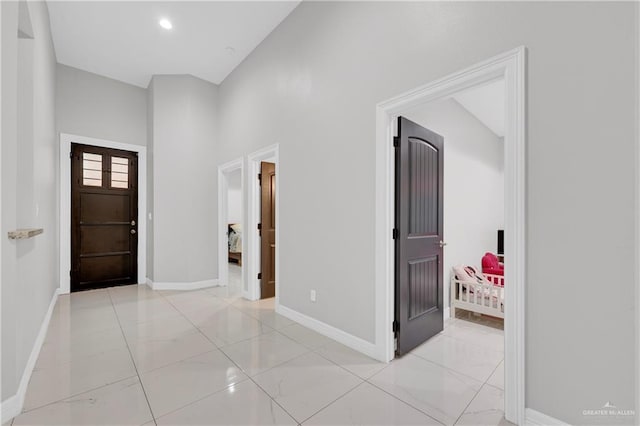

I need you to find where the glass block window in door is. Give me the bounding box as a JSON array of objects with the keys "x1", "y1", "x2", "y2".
[
  {"x1": 111, "y1": 157, "x2": 129, "y2": 189},
  {"x1": 82, "y1": 153, "x2": 102, "y2": 187}
]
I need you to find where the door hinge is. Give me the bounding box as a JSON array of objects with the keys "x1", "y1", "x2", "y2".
[
  {"x1": 258, "y1": 173, "x2": 262, "y2": 185},
  {"x1": 392, "y1": 320, "x2": 399, "y2": 333},
  {"x1": 257, "y1": 223, "x2": 262, "y2": 236},
  {"x1": 392, "y1": 228, "x2": 398, "y2": 239},
  {"x1": 393, "y1": 136, "x2": 399, "y2": 148},
  {"x1": 69, "y1": 151, "x2": 73, "y2": 159},
  {"x1": 257, "y1": 272, "x2": 262, "y2": 280}
]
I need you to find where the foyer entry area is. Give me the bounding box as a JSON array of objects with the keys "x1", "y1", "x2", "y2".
[{"x1": 12, "y1": 285, "x2": 506, "y2": 425}]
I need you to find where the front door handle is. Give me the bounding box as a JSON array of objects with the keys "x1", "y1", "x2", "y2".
[
  {"x1": 131, "y1": 229, "x2": 136, "y2": 235},
  {"x1": 131, "y1": 220, "x2": 136, "y2": 226},
  {"x1": 439, "y1": 240, "x2": 447, "y2": 248}
]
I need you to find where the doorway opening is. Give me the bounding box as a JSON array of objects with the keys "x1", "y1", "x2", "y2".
[
  {"x1": 395, "y1": 79, "x2": 507, "y2": 353},
  {"x1": 217, "y1": 158, "x2": 245, "y2": 299},
  {"x1": 391, "y1": 80, "x2": 507, "y2": 424},
  {"x1": 375, "y1": 47, "x2": 526, "y2": 424}
]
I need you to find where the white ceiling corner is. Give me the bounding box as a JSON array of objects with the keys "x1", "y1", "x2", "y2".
[
  {"x1": 47, "y1": 1, "x2": 300, "y2": 88},
  {"x1": 452, "y1": 79, "x2": 505, "y2": 137}
]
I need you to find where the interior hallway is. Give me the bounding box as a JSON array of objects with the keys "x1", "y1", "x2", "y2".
[{"x1": 9, "y1": 272, "x2": 506, "y2": 425}]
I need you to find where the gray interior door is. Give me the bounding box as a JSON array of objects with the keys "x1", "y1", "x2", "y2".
[{"x1": 395, "y1": 116, "x2": 444, "y2": 356}]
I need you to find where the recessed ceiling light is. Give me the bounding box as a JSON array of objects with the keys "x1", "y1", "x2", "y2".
[{"x1": 159, "y1": 19, "x2": 172, "y2": 30}]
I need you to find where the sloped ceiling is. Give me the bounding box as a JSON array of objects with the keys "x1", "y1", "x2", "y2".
[
  {"x1": 48, "y1": 1, "x2": 300, "y2": 87},
  {"x1": 453, "y1": 79, "x2": 505, "y2": 137}
]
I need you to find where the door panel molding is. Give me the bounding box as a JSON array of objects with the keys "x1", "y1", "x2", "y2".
[
  {"x1": 375, "y1": 47, "x2": 526, "y2": 424},
  {"x1": 60, "y1": 133, "x2": 147, "y2": 295}
]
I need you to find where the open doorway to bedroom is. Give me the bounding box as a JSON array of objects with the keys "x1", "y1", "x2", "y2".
[
  {"x1": 226, "y1": 168, "x2": 243, "y2": 296},
  {"x1": 402, "y1": 78, "x2": 506, "y2": 331},
  {"x1": 217, "y1": 158, "x2": 244, "y2": 299},
  {"x1": 375, "y1": 48, "x2": 525, "y2": 424},
  {"x1": 386, "y1": 79, "x2": 507, "y2": 425}
]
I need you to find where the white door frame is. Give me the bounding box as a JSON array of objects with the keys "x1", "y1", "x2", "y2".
[
  {"x1": 636, "y1": 2, "x2": 640, "y2": 420},
  {"x1": 59, "y1": 133, "x2": 147, "y2": 294},
  {"x1": 217, "y1": 157, "x2": 245, "y2": 295},
  {"x1": 374, "y1": 47, "x2": 526, "y2": 424},
  {"x1": 246, "y1": 144, "x2": 279, "y2": 303}
]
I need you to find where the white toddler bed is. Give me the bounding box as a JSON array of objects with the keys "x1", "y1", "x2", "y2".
[{"x1": 450, "y1": 265, "x2": 504, "y2": 319}]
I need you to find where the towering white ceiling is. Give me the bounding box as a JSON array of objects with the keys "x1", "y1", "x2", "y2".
[{"x1": 47, "y1": 1, "x2": 300, "y2": 88}]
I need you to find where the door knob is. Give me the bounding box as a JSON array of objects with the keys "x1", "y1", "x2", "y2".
[
  {"x1": 130, "y1": 229, "x2": 136, "y2": 234},
  {"x1": 439, "y1": 240, "x2": 447, "y2": 248}
]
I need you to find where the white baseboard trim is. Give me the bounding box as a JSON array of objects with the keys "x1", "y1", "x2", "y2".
[
  {"x1": 276, "y1": 304, "x2": 382, "y2": 361},
  {"x1": 525, "y1": 408, "x2": 570, "y2": 425},
  {"x1": 242, "y1": 290, "x2": 256, "y2": 301},
  {"x1": 145, "y1": 278, "x2": 220, "y2": 291},
  {"x1": 1, "y1": 288, "x2": 61, "y2": 424}
]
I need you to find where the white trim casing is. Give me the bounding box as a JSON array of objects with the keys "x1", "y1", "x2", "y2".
[
  {"x1": 374, "y1": 47, "x2": 526, "y2": 425},
  {"x1": 217, "y1": 158, "x2": 245, "y2": 296},
  {"x1": 525, "y1": 408, "x2": 570, "y2": 426},
  {"x1": 145, "y1": 278, "x2": 219, "y2": 291},
  {"x1": 247, "y1": 145, "x2": 279, "y2": 303},
  {"x1": 0, "y1": 7, "x2": 3, "y2": 415},
  {"x1": 636, "y1": 1, "x2": 640, "y2": 422},
  {"x1": 0, "y1": 289, "x2": 60, "y2": 424},
  {"x1": 59, "y1": 133, "x2": 147, "y2": 294}
]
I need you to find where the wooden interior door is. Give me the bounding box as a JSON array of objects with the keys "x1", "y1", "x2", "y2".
[
  {"x1": 260, "y1": 161, "x2": 276, "y2": 299},
  {"x1": 71, "y1": 143, "x2": 138, "y2": 292},
  {"x1": 394, "y1": 116, "x2": 445, "y2": 355}
]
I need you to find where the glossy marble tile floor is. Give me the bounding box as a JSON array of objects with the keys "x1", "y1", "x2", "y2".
[{"x1": 10, "y1": 265, "x2": 508, "y2": 426}]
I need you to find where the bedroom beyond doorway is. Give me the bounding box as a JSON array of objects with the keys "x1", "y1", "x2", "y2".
[{"x1": 218, "y1": 158, "x2": 245, "y2": 298}]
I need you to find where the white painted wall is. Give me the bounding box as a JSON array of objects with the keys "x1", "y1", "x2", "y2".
[
  {"x1": 56, "y1": 63, "x2": 147, "y2": 146},
  {"x1": 227, "y1": 189, "x2": 242, "y2": 224},
  {"x1": 216, "y1": 2, "x2": 638, "y2": 423},
  {"x1": 405, "y1": 98, "x2": 504, "y2": 310},
  {"x1": 227, "y1": 170, "x2": 242, "y2": 224},
  {"x1": 149, "y1": 75, "x2": 218, "y2": 284},
  {"x1": 1, "y1": 0, "x2": 58, "y2": 404}
]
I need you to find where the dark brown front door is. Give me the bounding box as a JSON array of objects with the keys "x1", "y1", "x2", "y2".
[
  {"x1": 260, "y1": 161, "x2": 276, "y2": 299},
  {"x1": 395, "y1": 116, "x2": 444, "y2": 355},
  {"x1": 71, "y1": 143, "x2": 138, "y2": 292}
]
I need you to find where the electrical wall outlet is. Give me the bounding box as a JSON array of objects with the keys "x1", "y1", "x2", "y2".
[{"x1": 310, "y1": 290, "x2": 316, "y2": 302}]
